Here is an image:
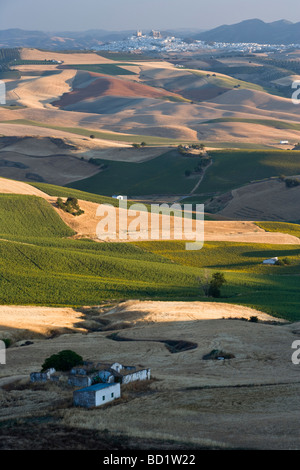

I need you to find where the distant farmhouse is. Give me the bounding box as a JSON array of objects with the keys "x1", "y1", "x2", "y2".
[
  {"x1": 30, "y1": 361, "x2": 151, "y2": 408},
  {"x1": 68, "y1": 361, "x2": 150, "y2": 388},
  {"x1": 262, "y1": 257, "x2": 278, "y2": 265}
]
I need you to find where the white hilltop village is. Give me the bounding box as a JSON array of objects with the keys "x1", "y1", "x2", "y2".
[{"x1": 95, "y1": 29, "x2": 300, "y2": 54}]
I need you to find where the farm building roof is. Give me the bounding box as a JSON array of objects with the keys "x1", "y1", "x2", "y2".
[{"x1": 75, "y1": 383, "x2": 118, "y2": 393}]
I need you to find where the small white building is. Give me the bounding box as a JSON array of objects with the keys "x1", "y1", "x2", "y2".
[
  {"x1": 280, "y1": 140, "x2": 289, "y2": 145},
  {"x1": 262, "y1": 257, "x2": 278, "y2": 265},
  {"x1": 112, "y1": 195, "x2": 125, "y2": 200},
  {"x1": 95, "y1": 362, "x2": 151, "y2": 384},
  {"x1": 30, "y1": 368, "x2": 56, "y2": 382},
  {"x1": 73, "y1": 382, "x2": 121, "y2": 408}
]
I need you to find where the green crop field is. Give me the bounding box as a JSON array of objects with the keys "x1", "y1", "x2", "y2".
[
  {"x1": 135, "y1": 240, "x2": 300, "y2": 320},
  {"x1": 136, "y1": 240, "x2": 300, "y2": 274},
  {"x1": 190, "y1": 70, "x2": 275, "y2": 94},
  {"x1": 0, "y1": 191, "x2": 299, "y2": 320},
  {"x1": 0, "y1": 194, "x2": 199, "y2": 305},
  {"x1": 255, "y1": 222, "x2": 300, "y2": 238},
  {"x1": 66, "y1": 148, "x2": 300, "y2": 197},
  {"x1": 30, "y1": 182, "x2": 153, "y2": 213},
  {"x1": 0, "y1": 194, "x2": 74, "y2": 239},
  {"x1": 30, "y1": 182, "x2": 122, "y2": 207},
  {"x1": 203, "y1": 117, "x2": 300, "y2": 131},
  {"x1": 66, "y1": 150, "x2": 203, "y2": 196},
  {"x1": 60, "y1": 64, "x2": 137, "y2": 75},
  {"x1": 198, "y1": 149, "x2": 300, "y2": 194}
]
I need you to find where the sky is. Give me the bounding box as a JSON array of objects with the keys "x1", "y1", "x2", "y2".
[{"x1": 0, "y1": 0, "x2": 300, "y2": 32}]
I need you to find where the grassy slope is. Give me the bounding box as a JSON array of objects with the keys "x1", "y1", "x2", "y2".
[
  {"x1": 0, "y1": 194, "x2": 75, "y2": 238},
  {"x1": 203, "y1": 117, "x2": 300, "y2": 131},
  {"x1": 0, "y1": 192, "x2": 299, "y2": 320},
  {"x1": 199, "y1": 149, "x2": 300, "y2": 194},
  {"x1": 59, "y1": 64, "x2": 137, "y2": 75},
  {"x1": 0, "y1": 194, "x2": 199, "y2": 305},
  {"x1": 63, "y1": 149, "x2": 300, "y2": 197},
  {"x1": 190, "y1": 70, "x2": 276, "y2": 94},
  {"x1": 136, "y1": 240, "x2": 300, "y2": 321},
  {"x1": 255, "y1": 222, "x2": 300, "y2": 238},
  {"x1": 30, "y1": 183, "x2": 122, "y2": 207},
  {"x1": 66, "y1": 150, "x2": 201, "y2": 196}
]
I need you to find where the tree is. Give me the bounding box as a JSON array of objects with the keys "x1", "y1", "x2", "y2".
[
  {"x1": 41, "y1": 350, "x2": 83, "y2": 372},
  {"x1": 198, "y1": 271, "x2": 226, "y2": 298},
  {"x1": 208, "y1": 272, "x2": 226, "y2": 298},
  {"x1": 197, "y1": 269, "x2": 211, "y2": 297}
]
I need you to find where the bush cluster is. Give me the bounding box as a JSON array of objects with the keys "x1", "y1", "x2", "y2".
[
  {"x1": 41, "y1": 350, "x2": 83, "y2": 372},
  {"x1": 56, "y1": 197, "x2": 84, "y2": 216}
]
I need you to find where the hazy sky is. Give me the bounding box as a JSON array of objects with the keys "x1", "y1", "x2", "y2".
[{"x1": 0, "y1": 0, "x2": 300, "y2": 31}]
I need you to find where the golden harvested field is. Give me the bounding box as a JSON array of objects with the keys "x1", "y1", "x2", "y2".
[
  {"x1": 216, "y1": 178, "x2": 300, "y2": 221},
  {"x1": 0, "y1": 300, "x2": 299, "y2": 449},
  {"x1": 20, "y1": 48, "x2": 115, "y2": 64},
  {"x1": 51, "y1": 198, "x2": 300, "y2": 244},
  {"x1": 0, "y1": 305, "x2": 86, "y2": 342},
  {"x1": 2, "y1": 49, "x2": 300, "y2": 145}
]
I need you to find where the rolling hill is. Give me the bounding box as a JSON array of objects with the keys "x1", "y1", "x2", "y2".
[
  {"x1": 194, "y1": 19, "x2": 300, "y2": 44},
  {"x1": 0, "y1": 179, "x2": 298, "y2": 319}
]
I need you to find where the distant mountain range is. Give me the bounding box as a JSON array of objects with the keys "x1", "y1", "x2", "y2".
[
  {"x1": 0, "y1": 20, "x2": 299, "y2": 50},
  {"x1": 0, "y1": 29, "x2": 138, "y2": 50},
  {"x1": 0, "y1": 28, "x2": 205, "y2": 50},
  {"x1": 192, "y1": 19, "x2": 300, "y2": 45}
]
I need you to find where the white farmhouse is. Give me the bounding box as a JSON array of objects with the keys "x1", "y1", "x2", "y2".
[
  {"x1": 73, "y1": 382, "x2": 121, "y2": 408},
  {"x1": 262, "y1": 257, "x2": 278, "y2": 265}
]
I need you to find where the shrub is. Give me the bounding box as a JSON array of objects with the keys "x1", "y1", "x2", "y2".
[
  {"x1": 1, "y1": 338, "x2": 11, "y2": 348},
  {"x1": 41, "y1": 350, "x2": 83, "y2": 372},
  {"x1": 249, "y1": 316, "x2": 258, "y2": 323},
  {"x1": 203, "y1": 349, "x2": 235, "y2": 360},
  {"x1": 285, "y1": 178, "x2": 300, "y2": 188},
  {"x1": 275, "y1": 257, "x2": 291, "y2": 266}
]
